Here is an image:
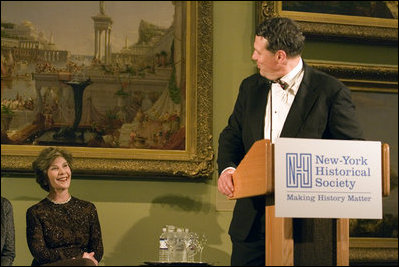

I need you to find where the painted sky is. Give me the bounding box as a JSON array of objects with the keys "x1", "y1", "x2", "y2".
[{"x1": 1, "y1": 1, "x2": 175, "y2": 55}]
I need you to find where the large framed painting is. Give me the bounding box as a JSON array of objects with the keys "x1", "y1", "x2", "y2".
[
  {"x1": 307, "y1": 61, "x2": 398, "y2": 263},
  {"x1": 1, "y1": 1, "x2": 214, "y2": 178},
  {"x1": 256, "y1": 1, "x2": 398, "y2": 43},
  {"x1": 347, "y1": 86, "x2": 398, "y2": 264}
]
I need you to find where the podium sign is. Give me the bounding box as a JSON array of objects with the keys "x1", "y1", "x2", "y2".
[{"x1": 275, "y1": 138, "x2": 382, "y2": 219}]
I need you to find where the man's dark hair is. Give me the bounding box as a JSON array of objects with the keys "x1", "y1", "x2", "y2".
[{"x1": 256, "y1": 17, "x2": 305, "y2": 57}]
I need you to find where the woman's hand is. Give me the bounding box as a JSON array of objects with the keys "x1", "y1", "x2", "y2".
[{"x1": 83, "y1": 252, "x2": 98, "y2": 266}]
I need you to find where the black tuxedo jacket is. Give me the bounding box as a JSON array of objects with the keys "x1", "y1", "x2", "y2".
[{"x1": 217, "y1": 62, "x2": 364, "y2": 242}]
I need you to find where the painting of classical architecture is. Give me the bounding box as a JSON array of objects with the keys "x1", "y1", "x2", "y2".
[{"x1": 1, "y1": 1, "x2": 186, "y2": 150}]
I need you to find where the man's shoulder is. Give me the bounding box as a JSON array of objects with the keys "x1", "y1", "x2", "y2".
[
  {"x1": 304, "y1": 62, "x2": 344, "y2": 85},
  {"x1": 241, "y1": 73, "x2": 269, "y2": 88},
  {"x1": 243, "y1": 73, "x2": 266, "y2": 83}
]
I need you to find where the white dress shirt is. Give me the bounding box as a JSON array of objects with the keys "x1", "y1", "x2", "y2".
[{"x1": 264, "y1": 58, "x2": 304, "y2": 143}]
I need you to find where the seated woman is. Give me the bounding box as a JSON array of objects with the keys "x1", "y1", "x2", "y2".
[
  {"x1": 26, "y1": 147, "x2": 103, "y2": 266},
  {"x1": 1, "y1": 196, "x2": 15, "y2": 266}
]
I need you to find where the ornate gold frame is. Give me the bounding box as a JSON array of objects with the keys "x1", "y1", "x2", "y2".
[
  {"x1": 1, "y1": 2, "x2": 214, "y2": 178},
  {"x1": 306, "y1": 60, "x2": 398, "y2": 93},
  {"x1": 256, "y1": 1, "x2": 398, "y2": 43},
  {"x1": 350, "y1": 238, "x2": 398, "y2": 265}
]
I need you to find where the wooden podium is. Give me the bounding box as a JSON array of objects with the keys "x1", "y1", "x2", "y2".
[{"x1": 229, "y1": 139, "x2": 390, "y2": 266}]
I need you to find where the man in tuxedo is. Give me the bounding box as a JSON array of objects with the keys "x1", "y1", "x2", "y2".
[{"x1": 217, "y1": 17, "x2": 364, "y2": 266}]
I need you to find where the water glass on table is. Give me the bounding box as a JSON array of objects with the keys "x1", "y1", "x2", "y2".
[{"x1": 198, "y1": 233, "x2": 207, "y2": 263}]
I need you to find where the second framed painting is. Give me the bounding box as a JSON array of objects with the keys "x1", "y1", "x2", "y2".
[
  {"x1": 1, "y1": 1, "x2": 214, "y2": 178},
  {"x1": 256, "y1": 1, "x2": 398, "y2": 43}
]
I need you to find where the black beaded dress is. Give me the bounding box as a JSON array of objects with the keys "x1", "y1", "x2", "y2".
[{"x1": 26, "y1": 196, "x2": 103, "y2": 266}]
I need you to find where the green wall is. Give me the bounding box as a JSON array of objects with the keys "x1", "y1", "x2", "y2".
[
  {"x1": 1, "y1": 176, "x2": 233, "y2": 266},
  {"x1": 303, "y1": 40, "x2": 398, "y2": 64},
  {"x1": 1, "y1": 2, "x2": 397, "y2": 266}
]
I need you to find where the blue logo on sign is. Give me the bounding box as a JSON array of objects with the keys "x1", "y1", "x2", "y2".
[{"x1": 286, "y1": 153, "x2": 312, "y2": 188}]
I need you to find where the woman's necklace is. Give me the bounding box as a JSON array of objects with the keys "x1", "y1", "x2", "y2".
[{"x1": 47, "y1": 194, "x2": 72, "y2": 205}]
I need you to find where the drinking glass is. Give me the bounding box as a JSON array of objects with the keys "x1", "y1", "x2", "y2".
[
  {"x1": 185, "y1": 232, "x2": 199, "y2": 262},
  {"x1": 197, "y1": 233, "x2": 207, "y2": 262}
]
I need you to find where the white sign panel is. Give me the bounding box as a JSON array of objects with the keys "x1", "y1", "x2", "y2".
[{"x1": 274, "y1": 138, "x2": 382, "y2": 219}]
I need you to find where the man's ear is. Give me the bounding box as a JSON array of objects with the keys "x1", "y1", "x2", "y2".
[{"x1": 275, "y1": 50, "x2": 287, "y2": 62}]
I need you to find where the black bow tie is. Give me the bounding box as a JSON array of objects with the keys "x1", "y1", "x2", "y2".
[{"x1": 271, "y1": 79, "x2": 289, "y2": 90}]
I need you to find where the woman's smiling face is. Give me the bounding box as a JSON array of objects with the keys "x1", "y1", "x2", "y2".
[{"x1": 47, "y1": 156, "x2": 71, "y2": 191}]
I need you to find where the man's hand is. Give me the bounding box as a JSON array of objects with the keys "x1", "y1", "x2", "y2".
[{"x1": 217, "y1": 168, "x2": 235, "y2": 198}]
